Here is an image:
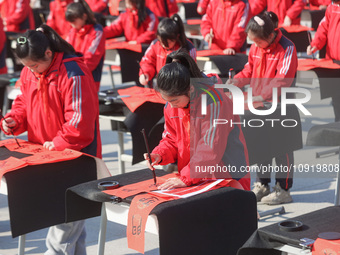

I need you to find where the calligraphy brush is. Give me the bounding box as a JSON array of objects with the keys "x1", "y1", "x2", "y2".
[
  {"x1": 307, "y1": 30, "x2": 315, "y2": 61},
  {"x1": 0, "y1": 110, "x2": 21, "y2": 147},
  {"x1": 141, "y1": 128, "x2": 157, "y2": 185}
]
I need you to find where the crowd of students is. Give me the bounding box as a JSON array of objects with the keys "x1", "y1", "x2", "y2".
[{"x1": 0, "y1": 0, "x2": 339, "y2": 253}]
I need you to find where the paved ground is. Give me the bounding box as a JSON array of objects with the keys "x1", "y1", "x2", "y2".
[{"x1": 0, "y1": 61, "x2": 339, "y2": 254}]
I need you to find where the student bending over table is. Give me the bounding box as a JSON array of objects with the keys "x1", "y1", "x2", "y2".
[
  {"x1": 139, "y1": 14, "x2": 196, "y2": 87},
  {"x1": 231, "y1": 12, "x2": 298, "y2": 205},
  {"x1": 144, "y1": 51, "x2": 250, "y2": 190},
  {"x1": 1, "y1": 24, "x2": 101, "y2": 255}
]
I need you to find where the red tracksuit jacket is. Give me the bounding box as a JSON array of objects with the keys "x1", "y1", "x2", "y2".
[
  {"x1": 235, "y1": 29, "x2": 298, "y2": 101},
  {"x1": 249, "y1": 0, "x2": 306, "y2": 25},
  {"x1": 104, "y1": 8, "x2": 158, "y2": 44},
  {"x1": 311, "y1": 2, "x2": 340, "y2": 60},
  {"x1": 145, "y1": 0, "x2": 179, "y2": 17},
  {"x1": 200, "y1": 0, "x2": 250, "y2": 52},
  {"x1": 3, "y1": 52, "x2": 102, "y2": 158},
  {"x1": 46, "y1": 0, "x2": 73, "y2": 38},
  {"x1": 66, "y1": 24, "x2": 106, "y2": 91},
  {"x1": 139, "y1": 39, "x2": 197, "y2": 80},
  {"x1": 0, "y1": 17, "x2": 7, "y2": 74},
  {"x1": 197, "y1": 0, "x2": 211, "y2": 15},
  {"x1": 309, "y1": 0, "x2": 331, "y2": 8},
  {"x1": 85, "y1": 0, "x2": 108, "y2": 13},
  {"x1": 152, "y1": 75, "x2": 250, "y2": 190},
  {"x1": 1, "y1": 0, "x2": 35, "y2": 32}
]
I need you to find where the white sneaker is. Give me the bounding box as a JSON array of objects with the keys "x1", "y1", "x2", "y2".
[
  {"x1": 261, "y1": 183, "x2": 293, "y2": 205},
  {"x1": 252, "y1": 182, "x2": 270, "y2": 202}
]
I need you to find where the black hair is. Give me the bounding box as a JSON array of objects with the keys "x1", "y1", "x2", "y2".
[
  {"x1": 15, "y1": 24, "x2": 75, "y2": 61},
  {"x1": 245, "y1": 12, "x2": 277, "y2": 40},
  {"x1": 65, "y1": 0, "x2": 97, "y2": 25},
  {"x1": 266, "y1": 11, "x2": 278, "y2": 28},
  {"x1": 157, "y1": 14, "x2": 187, "y2": 49},
  {"x1": 128, "y1": 0, "x2": 147, "y2": 28},
  {"x1": 157, "y1": 50, "x2": 203, "y2": 97}
]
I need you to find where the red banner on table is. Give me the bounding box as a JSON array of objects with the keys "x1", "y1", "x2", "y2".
[
  {"x1": 280, "y1": 25, "x2": 313, "y2": 33},
  {"x1": 117, "y1": 86, "x2": 166, "y2": 112},
  {"x1": 197, "y1": 49, "x2": 225, "y2": 57},
  {"x1": 186, "y1": 19, "x2": 202, "y2": 25},
  {"x1": 298, "y1": 58, "x2": 340, "y2": 71},
  {"x1": 105, "y1": 39, "x2": 142, "y2": 52},
  {"x1": 0, "y1": 139, "x2": 82, "y2": 181},
  {"x1": 123, "y1": 176, "x2": 243, "y2": 253}
]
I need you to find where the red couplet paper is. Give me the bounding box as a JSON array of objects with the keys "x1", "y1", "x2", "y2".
[
  {"x1": 186, "y1": 19, "x2": 202, "y2": 25},
  {"x1": 197, "y1": 49, "x2": 225, "y2": 57},
  {"x1": 117, "y1": 86, "x2": 166, "y2": 112},
  {"x1": 298, "y1": 58, "x2": 340, "y2": 71},
  {"x1": 0, "y1": 139, "x2": 82, "y2": 181},
  {"x1": 280, "y1": 25, "x2": 313, "y2": 33},
  {"x1": 123, "y1": 176, "x2": 244, "y2": 253},
  {"x1": 105, "y1": 39, "x2": 142, "y2": 53}
]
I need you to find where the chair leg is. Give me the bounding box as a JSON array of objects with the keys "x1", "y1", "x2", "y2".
[{"x1": 97, "y1": 203, "x2": 107, "y2": 255}]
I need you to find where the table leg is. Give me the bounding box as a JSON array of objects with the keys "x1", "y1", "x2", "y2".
[
  {"x1": 335, "y1": 149, "x2": 340, "y2": 206},
  {"x1": 117, "y1": 131, "x2": 125, "y2": 174},
  {"x1": 97, "y1": 203, "x2": 107, "y2": 255},
  {"x1": 18, "y1": 234, "x2": 26, "y2": 255}
]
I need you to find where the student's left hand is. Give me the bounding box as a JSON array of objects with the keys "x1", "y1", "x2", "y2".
[
  {"x1": 43, "y1": 141, "x2": 56, "y2": 151},
  {"x1": 283, "y1": 16, "x2": 292, "y2": 27},
  {"x1": 128, "y1": 41, "x2": 137, "y2": 44},
  {"x1": 158, "y1": 177, "x2": 187, "y2": 190},
  {"x1": 223, "y1": 48, "x2": 236, "y2": 55}
]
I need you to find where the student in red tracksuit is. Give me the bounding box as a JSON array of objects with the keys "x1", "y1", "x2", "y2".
[
  {"x1": 139, "y1": 14, "x2": 196, "y2": 87},
  {"x1": 308, "y1": 0, "x2": 330, "y2": 10},
  {"x1": 200, "y1": 0, "x2": 251, "y2": 55},
  {"x1": 65, "y1": 0, "x2": 106, "y2": 91},
  {"x1": 307, "y1": 0, "x2": 340, "y2": 121},
  {"x1": 0, "y1": 0, "x2": 35, "y2": 32},
  {"x1": 197, "y1": 0, "x2": 211, "y2": 15},
  {"x1": 1, "y1": 24, "x2": 101, "y2": 254},
  {"x1": 85, "y1": 0, "x2": 108, "y2": 14},
  {"x1": 0, "y1": 17, "x2": 7, "y2": 74},
  {"x1": 145, "y1": 0, "x2": 178, "y2": 18},
  {"x1": 249, "y1": 0, "x2": 306, "y2": 26},
  {"x1": 104, "y1": 0, "x2": 158, "y2": 44},
  {"x1": 232, "y1": 12, "x2": 297, "y2": 205},
  {"x1": 46, "y1": 0, "x2": 74, "y2": 38},
  {"x1": 307, "y1": 0, "x2": 340, "y2": 61},
  {"x1": 144, "y1": 51, "x2": 250, "y2": 190}
]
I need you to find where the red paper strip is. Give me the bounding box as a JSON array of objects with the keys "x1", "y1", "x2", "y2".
[
  {"x1": 0, "y1": 139, "x2": 82, "y2": 182},
  {"x1": 117, "y1": 86, "x2": 166, "y2": 112},
  {"x1": 186, "y1": 19, "x2": 202, "y2": 25},
  {"x1": 280, "y1": 25, "x2": 313, "y2": 33},
  {"x1": 127, "y1": 193, "x2": 174, "y2": 253},
  {"x1": 105, "y1": 40, "x2": 142, "y2": 52},
  {"x1": 197, "y1": 49, "x2": 225, "y2": 57},
  {"x1": 298, "y1": 58, "x2": 340, "y2": 71}
]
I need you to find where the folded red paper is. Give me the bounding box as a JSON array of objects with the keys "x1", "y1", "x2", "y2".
[
  {"x1": 298, "y1": 58, "x2": 340, "y2": 71},
  {"x1": 105, "y1": 39, "x2": 142, "y2": 52},
  {"x1": 117, "y1": 86, "x2": 166, "y2": 112},
  {"x1": 280, "y1": 25, "x2": 313, "y2": 33}
]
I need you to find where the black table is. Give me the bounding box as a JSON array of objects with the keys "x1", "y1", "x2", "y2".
[
  {"x1": 66, "y1": 169, "x2": 258, "y2": 255},
  {"x1": 238, "y1": 206, "x2": 340, "y2": 255},
  {"x1": 0, "y1": 146, "x2": 103, "y2": 254}
]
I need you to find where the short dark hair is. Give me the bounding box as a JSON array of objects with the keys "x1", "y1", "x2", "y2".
[{"x1": 246, "y1": 12, "x2": 277, "y2": 40}]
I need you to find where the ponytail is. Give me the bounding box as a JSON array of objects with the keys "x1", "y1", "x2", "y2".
[
  {"x1": 157, "y1": 14, "x2": 188, "y2": 49},
  {"x1": 15, "y1": 24, "x2": 75, "y2": 61}
]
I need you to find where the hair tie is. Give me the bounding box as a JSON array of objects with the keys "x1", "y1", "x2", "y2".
[
  {"x1": 36, "y1": 27, "x2": 44, "y2": 33},
  {"x1": 254, "y1": 16, "x2": 265, "y2": 26},
  {"x1": 17, "y1": 37, "x2": 27, "y2": 45}
]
